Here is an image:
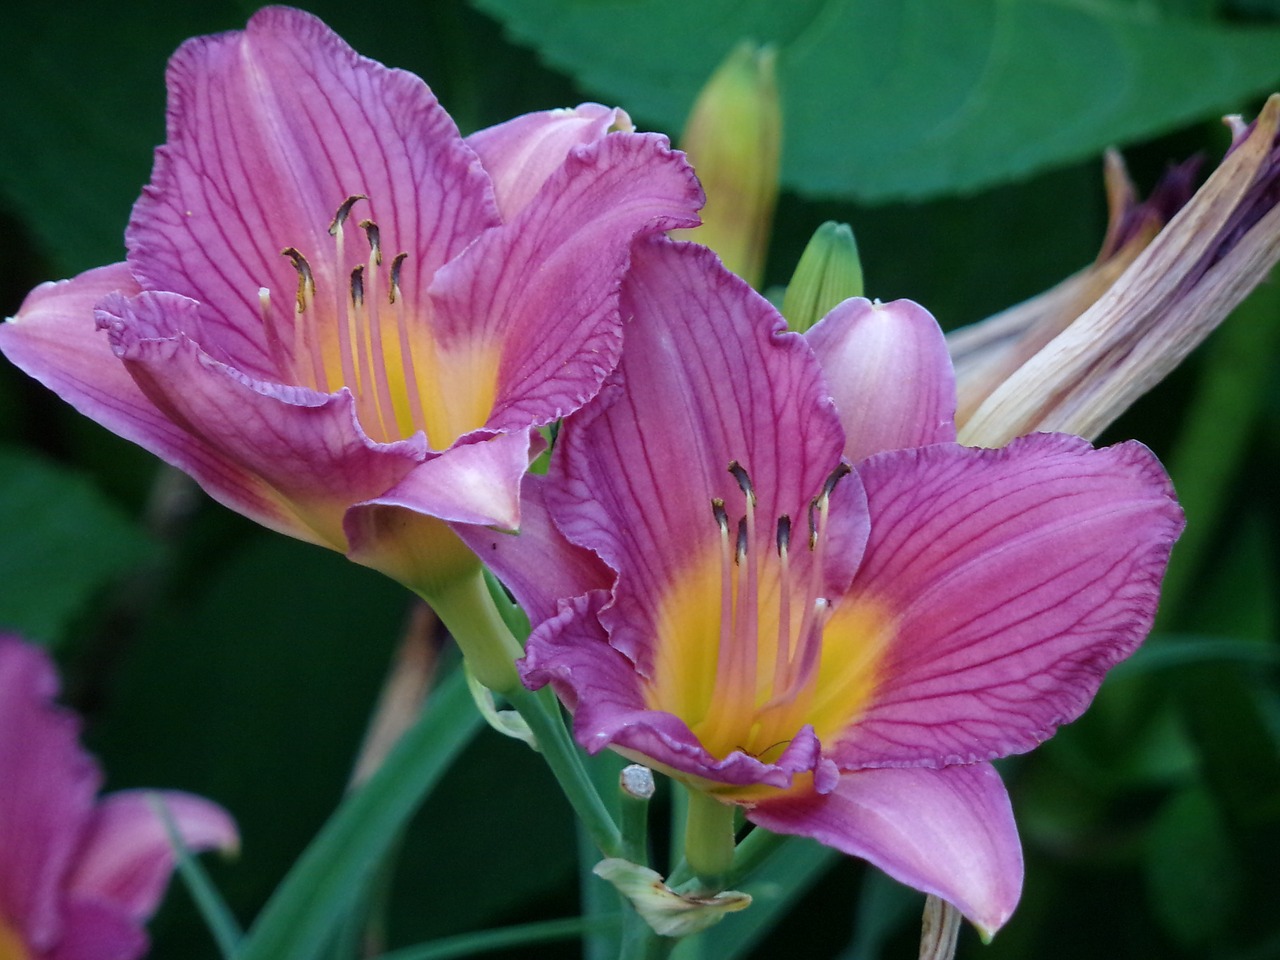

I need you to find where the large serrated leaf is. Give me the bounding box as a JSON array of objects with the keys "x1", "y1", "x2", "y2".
[
  {"x1": 475, "y1": 0, "x2": 1280, "y2": 200},
  {"x1": 0, "y1": 446, "x2": 152, "y2": 644}
]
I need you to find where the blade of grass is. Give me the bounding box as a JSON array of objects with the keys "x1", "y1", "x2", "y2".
[
  {"x1": 372, "y1": 915, "x2": 623, "y2": 960},
  {"x1": 148, "y1": 793, "x2": 242, "y2": 959},
  {"x1": 236, "y1": 666, "x2": 483, "y2": 960}
]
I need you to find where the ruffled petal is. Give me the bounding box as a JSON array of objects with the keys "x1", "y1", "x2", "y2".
[
  {"x1": 0, "y1": 636, "x2": 100, "y2": 952},
  {"x1": 521, "y1": 595, "x2": 826, "y2": 791},
  {"x1": 831, "y1": 433, "x2": 1183, "y2": 768},
  {"x1": 126, "y1": 5, "x2": 497, "y2": 379},
  {"x1": 1, "y1": 268, "x2": 306, "y2": 542},
  {"x1": 97, "y1": 290, "x2": 425, "y2": 550},
  {"x1": 466, "y1": 103, "x2": 632, "y2": 220},
  {"x1": 806, "y1": 298, "x2": 957, "y2": 462},
  {"x1": 431, "y1": 135, "x2": 704, "y2": 434},
  {"x1": 455, "y1": 473, "x2": 613, "y2": 626},
  {"x1": 66, "y1": 791, "x2": 238, "y2": 922},
  {"x1": 747, "y1": 762, "x2": 1022, "y2": 938},
  {"x1": 547, "y1": 239, "x2": 860, "y2": 675}
]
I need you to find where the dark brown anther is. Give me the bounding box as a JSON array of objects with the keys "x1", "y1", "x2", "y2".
[
  {"x1": 328, "y1": 194, "x2": 368, "y2": 235},
  {"x1": 711, "y1": 498, "x2": 730, "y2": 534},
  {"x1": 822, "y1": 462, "x2": 853, "y2": 499},
  {"x1": 388, "y1": 252, "x2": 408, "y2": 304},
  {"x1": 735, "y1": 516, "x2": 749, "y2": 565},
  {"x1": 350, "y1": 264, "x2": 366, "y2": 306},
  {"x1": 359, "y1": 219, "x2": 382, "y2": 265},
  {"x1": 776, "y1": 515, "x2": 792, "y2": 555},
  {"x1": 280, "y1": 247, "x2": 314, "y2": 312},
  {"x1": 727, "y1": 460, "x2": 756, "y2": 504}
]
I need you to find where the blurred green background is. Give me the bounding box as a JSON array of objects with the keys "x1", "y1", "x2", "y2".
[{"x1": 2, "y1": 1, "x2": 1279, "y2": 958}]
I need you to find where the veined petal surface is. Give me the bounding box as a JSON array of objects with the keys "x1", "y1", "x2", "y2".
[
  {"x1": 126, "y1": 5, "x2": 497, "y2": 380},
  {"x1": 544, "y1": 238, "x2": 858, "y2": 677},
  {"x1": 747, "y1": 762, "x2": 1021, "y2": 938},
  {"x1": 466, "y1": 103, "x2": 632, "y2": 220},
  {"x1": 807, "y1": 297, "x2": 957, "y2": 462},
  {"x1": 0, "y1": 268, "x2": 303, "y2": 541},
  {"x1": 831, "y1": 434, "x2": 1184, "y2": 768},
  {"x1": 434, "y1": 133, "x2": 704, "y2": 435}
]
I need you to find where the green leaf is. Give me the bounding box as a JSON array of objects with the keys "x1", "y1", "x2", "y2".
[
  {"x1": 673, "y1": 833, "x2": 840, "y2": 960},
  {"x1": 476, "y1": 0, "x2": 1280, "y2": 200},
  {"x1": 1144, "y1": 785, "x2": 1242, "y2": 946},
  {"x1": 373, "y1": 916, "x2": 622, "y2": 960},
  {"x1": 235, "y1": 666, "x2": 484, "y2": 960},
  {"x1": 0, "y1": 446, "x2": 152, "y2": 644},
  {"x1": 150, "y1": 793, "x2": 243, "y2": 960}
]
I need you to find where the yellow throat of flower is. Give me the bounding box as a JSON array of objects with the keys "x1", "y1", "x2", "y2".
[
  {"x1": 645, "y1": 463, "x2": 895, "y2": 771},
  {"x1": 0, "y1": 917, "x2": 29, "y2": 960},
  {"x1": 263, "y1": 195, "x2": 499, "y2": 448}
]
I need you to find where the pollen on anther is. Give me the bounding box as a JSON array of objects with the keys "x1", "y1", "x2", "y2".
[
  {"x1": 776, "y1": 515, "x2": 792, "y2": 555},
  {"x1": 727, "y1": 460, "x2": 756, "y2": 504},
  {"x1": 281, "y1": 247, "x2": 314, "y2": 312},
  {"x1": 359, "y1": 219, "x2": 383, "y2": 265},
  {"x1": 711, "y1": 498, "x2": 730, "y2": 533},
  {"x1": 329, "y1": 194, "x2": 367, "y2": 235},
  {"x1": 389, "y1": 252, "x2": 408, "y2": 304},
  {"x1": 350, "y1": 264, "x2": 366, "y2": 305}
]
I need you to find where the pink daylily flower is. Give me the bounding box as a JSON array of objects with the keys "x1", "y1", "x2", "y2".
[
  {"x1": 0, "y1": 7, "x2": 702, "y2": 595},
  {"x1": 0, "y1": 634, "x2": 237, "y2": 960},
  {"x1": 480, "y1": 238, "x2": 1183, "y2": 935}
]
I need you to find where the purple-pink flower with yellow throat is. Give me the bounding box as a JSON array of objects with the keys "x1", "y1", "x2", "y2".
[
  {"x1": 0, "y1": 6, "x2": 702, "y2": 599},
  {"x1": 0, "y1": 634, "x2": 237, "y2": 960},
  {"x1": 498, "y1": 238, "x2": 1183, "y2": 936}
]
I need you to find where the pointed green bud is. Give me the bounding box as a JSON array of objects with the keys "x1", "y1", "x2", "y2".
[
  {"x1": 781, "y1": 220, "x2": 864, "y2": 333},
  {"x1": 672, "y1": 41, "x2": 781, "y2": 289},
  {"x1": 593, "y1": 858, "x2": 752, "y2": 937}
]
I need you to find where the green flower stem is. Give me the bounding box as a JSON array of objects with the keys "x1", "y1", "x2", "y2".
[
  {"x1": 682, "y1": 789, "x2": 737, "y2": 891},
  {"x1": 423, "y1": 570, "x2": 525, "y2": 694},
  {"x1": 507, "y1": 683, "x2": 624, "y2": 857},
  {"x1": 725, "y1": 821, "x2": 788, "y2": 882},
  {"x1": 423, "y1": 572, "x2": 623, "y2": 857}
]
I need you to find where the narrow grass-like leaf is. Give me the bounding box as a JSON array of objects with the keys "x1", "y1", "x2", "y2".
[
  {"x1": 236, "y1": 667, "x2": 483, "y2": 960},
  {"x1": 373, "y1": 915, "x2": 623, "y2": 960},
  {"x1": 149, "y1": 793, "x2": 242, "y2": 959}
]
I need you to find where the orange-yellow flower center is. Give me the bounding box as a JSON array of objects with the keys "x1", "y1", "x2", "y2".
[
  {"x1": 261, "y1": 196, "x2": 499, "y2": 448},
  {"x1": 0, "y1": 917, "x2": 29, "y2": 960},
  {"x1": 645, "y1": 462, "x2": 895, "y2": 770}
]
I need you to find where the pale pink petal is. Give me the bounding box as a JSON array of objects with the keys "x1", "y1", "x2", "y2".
[
  {"x1": 66, "y1": 791, "x2": 237, "y2": 922},
  {"x1": 467, "y1": 103, "x2": 632, "y2": 220},
  {"x1": 431, "y1": 136, "x2": 704, "y2": 434},
  {"x1": 126, "y1": 6, "x2": 497, "y2": 379},
  {"x1": 454, "y1": 473, "x2": 613, "y2": 625},
  {"x1": 352, "y1": 430, "x2": 532, "y2": 530},
  {"x1": 832, "y1": 434, "x2": 1183, "y2": 768},
  {"x1": 807, "y1": 298, "x2": 957, "y2": 462},
  {"x1": 0, "y1": 268, "x2": 320, "y2": 544},
  {"x1": 46, "y1": 899, "x2": 145, "y2": 960},
  {"x1": 0, "y1": 637, "x2": 100, "y2": 952},
  {"x1": 545, "y1": 239, "x2": 862, "y2": 676},
  {"x1": 97, "y1": 290, "x2": 425, "y2": 550},
  {"x1": 747, "y1": 762, "x2": 1022, "y2": 938}
]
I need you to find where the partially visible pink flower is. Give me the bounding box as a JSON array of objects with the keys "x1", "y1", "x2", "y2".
[
  {"x1": 0, "y1": 7, "x2": 702, "y2": 598},
  {"x1": 0, "y1": 634, "x2": 237, "y2": 960},
  {"x1": 476, "y1": 238, "x2": 1183, "y2": 936}
]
